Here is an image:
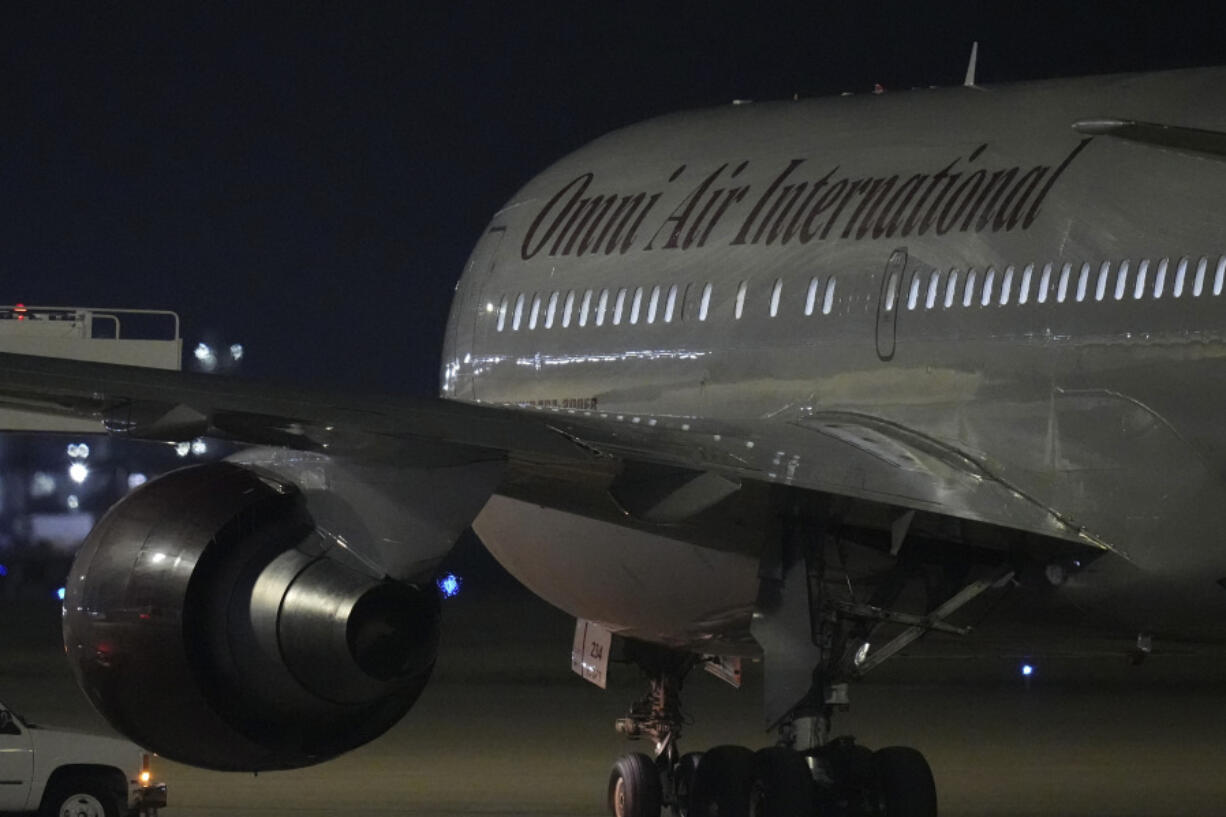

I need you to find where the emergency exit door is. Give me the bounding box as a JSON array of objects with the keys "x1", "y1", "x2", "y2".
[{"x1": 876, "y1": 248, "x2": 907, "y2": 361}]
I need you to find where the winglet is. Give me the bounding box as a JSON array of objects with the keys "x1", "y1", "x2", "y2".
[
  {"x1": 963, "y1": 41, "x2": 978, "y2": 87},
  {"x1": 1073, "y1": 118, "x2": 1226, "y2": 160}
]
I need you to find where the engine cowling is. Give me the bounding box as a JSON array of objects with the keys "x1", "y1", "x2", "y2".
[{"x1": 63, "y1": 461, "x2": 440, "y2": 771}]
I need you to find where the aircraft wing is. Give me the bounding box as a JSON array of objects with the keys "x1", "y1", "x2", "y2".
[
  {"x1": 0, "y1": 351, "x2": 1100, "y2": 553},
  {"x1": 0, "y1": 351, "x2": 581, "y2": 463}
]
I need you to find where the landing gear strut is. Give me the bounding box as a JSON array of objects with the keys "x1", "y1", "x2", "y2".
[
  {"x1": 607, "y1": 641, "x2": 818, "y2": 817},
  {"x1": 752, "y1": 509, "x2": 948, "y2": 817},
  {"x1": 606, "y1": 507, "x2": 1006, "y2": 816},
  {"x1": 608, "y1": 643, "x2": 696, "y2": 817}
]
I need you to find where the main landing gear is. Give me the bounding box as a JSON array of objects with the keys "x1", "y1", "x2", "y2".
[
  {"x1": 603, "y1": 649, "x2": 840, "y2": 817},
  {"x1": 607, "y1": 509, "x2": 1010, "y2": 817},
  {"x1": 608, "y1": 701, "x2": 931, "y2": 817}
]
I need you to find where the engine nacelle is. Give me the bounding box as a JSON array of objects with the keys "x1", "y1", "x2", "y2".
[{"x1": 63, "y1": 461, "x2": 440, "y2": 771}]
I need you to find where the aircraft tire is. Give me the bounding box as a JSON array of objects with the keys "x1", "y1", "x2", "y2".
[
  {"x1": 689, "y1": 744, "x2": 755, "y2": 817},
  {"x1": 608, "y1": 752, "x2": 662, "y2": 817},
  {"x1": 671, "y1": 751, "x2": 703, "y2": 817},
  {"x1": 873, "y1": 746, "x2": 937, "y2": 817},
  {"x1": 749, "y1": 746, "x2": 815, "y2": 817}
]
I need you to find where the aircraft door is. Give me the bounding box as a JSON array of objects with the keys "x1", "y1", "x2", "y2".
[
  {"x1": 443, "y1": 226, "x2": 505, "y2": 400},
  {"x1": 875, "y1": 248, "x2": 907, "y2": 361}
]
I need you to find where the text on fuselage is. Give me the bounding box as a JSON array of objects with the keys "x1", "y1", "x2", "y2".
[{"x1": 520, "y1": 141, "x2": 1089, "y2": 261}]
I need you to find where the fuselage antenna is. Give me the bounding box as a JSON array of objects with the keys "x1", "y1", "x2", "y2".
[{"x1": 963, "y1": 41, "x2": 979, "y2": 88}]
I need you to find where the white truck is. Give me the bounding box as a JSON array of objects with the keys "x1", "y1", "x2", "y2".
[{"x1": 0, "y1": 701, "x2": 166, "y2": 817}]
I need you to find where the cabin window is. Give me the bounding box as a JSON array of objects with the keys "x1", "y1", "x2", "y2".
[
  {"x1": 944, "y1": 269, "x2": 959, "y2": 308},
  {"x1": 1038, "y1": 263, "x2": 1053, "y2": 304},
  {"x1": 579, "y1": 290, "x2": 592, "y2": 327},
  {"x1": 804, "y1": 277, "x2": 820, "y2": 316},
  {"x1": 981, "y1": 267, "x2": 996, "y2": 307},
  {"x1": 1095, "y1": 262, "x2": 1110, "y2": 302},
  {"x1": 1000, "y1": 266, "x2": 1014, "y2": 305},
  {"x1": 1019, "y1": 263, "x2": 1034, "y2": 304},
  {"x1": 963, "y1": 269, "x2": 978, "y2": 307},
  {"x1": 907, "y1": 274, "x2": 921, "y2": 311},
  {"x1": 647, "y1": 286, "x2": 661, "y2": 323},
  {"x1": 562, "y1": 290, "x2": 575, "y2": 327},
  {"x1": 664, "y1": 284, "x2": 679, "y2": 322},
  {"x1": 629, "y1": 287, "x2": 643, "y2": 324},
  {"x1": 512, "y1": 293, "x2": 525, "y2": 331},
  {"x1": 884, "y1": 270, "x2": 900, "y2": 312},
  {"x1": 1154, "y1": 257, "x2": 1169, "y2": 298},
  {"x1": 545, "y1": 291, "x2": 559, "y2": 328},
  {"x1": 700, "y1": 283, "x2": 713, "y2": 321},
  {"x1": 528, "y1": 294, "x2": 542, "y2": 329},
  {"x1": 1194, "y1": 256, "x2": 1208, "y2": 297},
  {"x1": 1173, "y1": 256, "x2": 1188, "y2": 297},
  {"x1": 1057, "y1": 263, "x2": 1071, "y2": 303},
  {"x1": 595, "y1": 289, "x2": 609, "y2": 326},
  {"x1": 496, "y1": 296, "x2": 509, "y2": 331},
  {"x1": 734, "y1": 281, "x2": 747, "y2": 319},
  {"x1": 1114, "y1": 261, "x2": 1129, "y2": 301},
  {"x1": 613, "y1": 288, "x2": 627, "y2": 325},
  {"x1": 769, "y1": 279, "x2": 783, "y2": 317},
  {"x1": 925, "y1": 270, "x2": 940, "y2": 310},
  {"x1": 822, "y1": 277, "x2": 837, "y2": 315},
  {"x1": 1075, "y1": 262, "x2": 1089, "y2": 303},
  {"x1": 1134, "y1": 259, "x2": 1149, "y2": 299},
  {"x1": 1215, "y1": 256, "x2": 1226, "y2": 296}
]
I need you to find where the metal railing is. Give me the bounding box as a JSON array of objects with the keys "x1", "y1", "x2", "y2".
[{"x1": 0, "y1": 305, "x2": 180, "y2": 341}]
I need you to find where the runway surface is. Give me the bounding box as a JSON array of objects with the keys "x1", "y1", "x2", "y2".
[{"x1": 5, "y1": 566, "x2": 1226, "y2": 817}]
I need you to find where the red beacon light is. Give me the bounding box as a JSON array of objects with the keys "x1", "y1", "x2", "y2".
[{"x1": 13, "y1": 303, "x2": 27, "y2": 321}]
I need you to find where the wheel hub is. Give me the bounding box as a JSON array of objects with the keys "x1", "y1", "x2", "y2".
[{"x1": 58, "y1": 793, "x2": 105, "y2": 817}]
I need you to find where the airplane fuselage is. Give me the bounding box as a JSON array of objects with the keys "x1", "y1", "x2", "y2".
[{"x1": 442, "y1": 67, "x2": 1226, "y2": 649}]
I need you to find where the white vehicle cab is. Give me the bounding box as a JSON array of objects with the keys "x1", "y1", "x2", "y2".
[{"x1": 0, "y1": 701, "x2": 166, "y2": 817}]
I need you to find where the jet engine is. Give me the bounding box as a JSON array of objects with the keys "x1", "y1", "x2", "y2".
[{"x1": 62, "y1": 461, "x2": 441, "y2": 771}]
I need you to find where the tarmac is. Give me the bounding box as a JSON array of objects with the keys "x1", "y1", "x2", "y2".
[{"x1": 5, "y1": 554, "x2": 1226, "y2": 817}]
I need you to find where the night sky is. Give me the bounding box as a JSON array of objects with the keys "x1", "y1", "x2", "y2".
[{"x1": 1, "y1": 3, "x2": 1222, "y2": 394}]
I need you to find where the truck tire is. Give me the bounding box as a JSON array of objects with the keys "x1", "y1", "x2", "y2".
[{"x1": 40, "y1": 773, "x2": 122, "y2": 817}]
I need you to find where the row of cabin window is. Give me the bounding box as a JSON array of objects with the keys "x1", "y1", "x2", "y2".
[
  {"x1": 492, "y1": 254, "x2": 1224, "y2": 333},
  {"x1": 888, "y1": 255, "x2": 1226, "y2": 313},
  {"x1": 495, "y1": 276, "x2": 840, "y2": 332}
]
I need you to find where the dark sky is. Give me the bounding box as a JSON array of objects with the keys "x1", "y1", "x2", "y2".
[{"x1": 1, "y1": 2, "x2": 1222, "y2": 394}]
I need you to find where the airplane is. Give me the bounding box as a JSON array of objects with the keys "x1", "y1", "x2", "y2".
[{"x1": 0, "y1": 64, "x2": 1224, "y2": 817}]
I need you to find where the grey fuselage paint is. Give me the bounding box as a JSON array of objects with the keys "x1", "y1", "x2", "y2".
[{"x1": 442, "y1": 67, "x2": 1226, "y2": 647}]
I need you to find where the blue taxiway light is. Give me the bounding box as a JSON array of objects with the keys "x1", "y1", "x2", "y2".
[
  {"x1": 0, "y1": 564, "x2": 7, "y2": 577},
  {"x1": 436, "y1": 573, "x2": 462, "y2": 599},
  {"x1": 56, "y1": 586, "x2": 66, "y2": 601},
  {"x1": 1021, "y1": 663, "x2": 1035, "y2": 677}
]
